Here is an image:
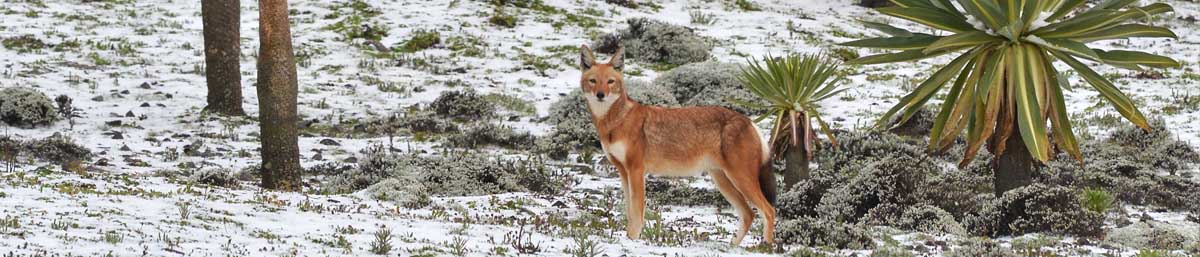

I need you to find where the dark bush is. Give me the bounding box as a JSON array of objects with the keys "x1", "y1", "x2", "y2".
[
  {"x1": 592, "y1": 18, "x2": 711, "y2": 66},
  {"x1": 0, "y1": 87, "x2": 60, "y2": 128}
]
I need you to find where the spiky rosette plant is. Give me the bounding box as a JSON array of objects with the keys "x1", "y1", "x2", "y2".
[
  {"x1": 841, "y1": 0, "x2": 1180, "y2": 192},
  {"x1": 737, "y1": 53, "x2": 846, "y2": 188}
]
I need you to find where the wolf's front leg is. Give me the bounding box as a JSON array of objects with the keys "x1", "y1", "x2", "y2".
[{"x1": 625, "y1": 164, "x2": 646, "y2": 240}]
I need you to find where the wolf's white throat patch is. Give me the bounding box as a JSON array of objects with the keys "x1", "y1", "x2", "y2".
[{"x1": 586, "y1": 93, "x2": 617, "y2": 117}]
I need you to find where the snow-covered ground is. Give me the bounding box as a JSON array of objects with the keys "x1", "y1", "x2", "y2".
[{"x1": 1, "y1": 0, "x2": 1199, "y2": 256}]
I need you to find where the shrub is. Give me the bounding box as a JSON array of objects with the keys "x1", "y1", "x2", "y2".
[
  {"x1": 1044, "y1": 119, "x2": 1200, "y2": 212},
  {"x1": 652, "y1": 61, "x2": 767, "y2": 116},
  {"x1": 776, "y1": 180, "x2": 825, "y2": 219},
  {"x1": 945, "y1": 237, "x2": 1016, "y2": 257},
  {"x1": 446, "y1": 122, "x2": 535, "y2": 150},
  {"x1": 776, "y1": 216, "x2": 874, "y2": 249},
  {"x1": 1106, "y1": 222, "x2": 1189, "y2": 250},
  {"x1": 488, "y1": 9, "x2": 517, "y2": 28},
  {"x1": 0, "y1": 87, "x2": 60, "y2": 128},
  {"x1": 0, "y1": 134, "x2": 91, "y2": 165},
  {"x1": 364, "y1": 177, "x2": 432, "y2": 209},
  {"x1": 189, "y1": 168, "x2": 240, "y2": 188},
  {"x1": 397, "y1": 29, "x2": 440, "y2": 53},
  {"x1": 645, "y1": 178, "x2": 726, "y2": 207},
  {"x1": 897, "y1": 204, "x2": 967, "y2": 235},
  {"x1": 429, "y1": 89, "x2": 495, "y2": 120},
  {"x1": 1, "y1": 35, "x2": 46, "y2": 53},
  {"x1": 816, "y1": 155, "x2": 934, "y2": 223},
  {"x1": 969, "y1": 184, "x2": 1104, "y2": 237},
  {"x1": 591, "y1": 18, "x2": 710, "y2": 66},
  {"x1": 325, "y1": 149, "x2": 568, "y2": 197},
  {"x1": 540, "y1": 79, "x2": 676, "y2": 159}
]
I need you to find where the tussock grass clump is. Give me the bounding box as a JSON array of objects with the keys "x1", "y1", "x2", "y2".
[
  {"x1": 397, "y1": 29, "x2": 441, "y2": 53},
  {"x1": 0, "y1": 87, "x2": 60, "y2": 128},
  {"x1": 2, "y1": 35, "x2": 47, "y2": 53}
]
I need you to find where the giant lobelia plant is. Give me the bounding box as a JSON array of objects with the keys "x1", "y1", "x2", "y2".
[
  {"x1": 737, "y1": 53, "x2": 846, "y2": 189},
  {"x1": 841, "y1": 0, "x2": 1180, "y2": 193}
]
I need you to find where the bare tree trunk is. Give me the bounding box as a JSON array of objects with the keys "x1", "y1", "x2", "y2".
[
  {"x1": 201, "y1": 0, "x2": 246, "y2": 116},
  {"x1": 993, "y1": 118, "x2": 1035, "y2": 195},
  {"x1": 782, "y1": 130, "x2": 809, "y2": 190},
  {"x1": 257, "y1": 0, "x2": 302, "y2": 191}
]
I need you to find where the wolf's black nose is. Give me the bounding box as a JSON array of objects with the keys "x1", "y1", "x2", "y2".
[{"x1": 596, "y1": 92, "x2": 606, "y2": 100}]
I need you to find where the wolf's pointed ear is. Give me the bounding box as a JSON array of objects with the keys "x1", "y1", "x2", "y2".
[
  {"x1": 610, "y1": 47, "x2": 625, "y2": 70},
  {"x1": 580, "y1": 44, "x2": 596, "y2": 70}
]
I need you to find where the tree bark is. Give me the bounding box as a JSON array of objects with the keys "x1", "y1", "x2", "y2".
[
  {"x1": 201, "y1": 0, "x2": 246, "y2": 116},
  {"x1": 993, "y1": 119, "x2": 1035, "y2": 195},
  {"x1": 257, "y1": 0, "x2": 302, "y2": 191},
  {"x1": 782, "y1": 130, "x2": 810, "y2": 190}
]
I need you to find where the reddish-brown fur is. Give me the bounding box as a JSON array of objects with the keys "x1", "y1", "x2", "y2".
[{"x1": 578, "y1": 45, "x2": 776, "y2": 246}]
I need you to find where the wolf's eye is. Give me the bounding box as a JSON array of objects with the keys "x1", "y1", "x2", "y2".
[
  {"x1": 607, "y1": 79, "x2": 615, "y2": 84},
  {"x1": 588, "y1": 79, "x2": 596, "y2": 84}
]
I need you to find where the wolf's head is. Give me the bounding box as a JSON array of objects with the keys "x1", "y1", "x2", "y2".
[{"x1": 579, "y1": 45, "x2": 625, "y2": 117}]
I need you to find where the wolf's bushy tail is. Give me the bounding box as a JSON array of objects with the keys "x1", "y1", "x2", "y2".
[{"x1": 758, "y1": 163, "x2": 778, "y2": 206}]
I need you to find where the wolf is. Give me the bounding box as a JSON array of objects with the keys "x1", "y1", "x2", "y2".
[{"x1": 578, "y1": 45, "x2": 777, "y2": 246}]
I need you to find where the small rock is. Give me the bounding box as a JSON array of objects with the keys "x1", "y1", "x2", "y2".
[
  {"x1": 111, "y1": 133, "x2": 124, "y2": 140},
  {"x1": 319, "y1": 139, "x2": 341, "y2": 146},
  {"x1": 140, "y1": 102, "x2": 151, "y2": 107},
  {"x1": 119, "y1": 145, "x2": 131, "y2": 151},
  {"x1": 91, "y1": 96, "x2": 105, "y2": 102},
  {"x1": 105, "y1": 120, "x2": 122, "y2": 126},
  {"x1": 120, "y1": 90, "x2": 130, "y2": 95},
  {"x1": 139, "y1": 82, "x2": 152, "y2": 89},
  {"x1": 125, "y1": 111, "x2": 135, "y2": 117}
]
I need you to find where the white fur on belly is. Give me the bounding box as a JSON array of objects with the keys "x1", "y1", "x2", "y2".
[{"x1": 648, "y1": 155, "x2": 717, "y2": 177}]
